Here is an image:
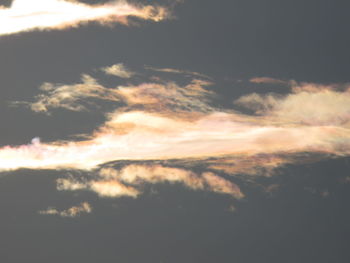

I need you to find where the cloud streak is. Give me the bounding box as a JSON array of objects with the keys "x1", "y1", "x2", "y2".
[{"x1": 0, "y1": 0, "x2": 168, "y2": 36}]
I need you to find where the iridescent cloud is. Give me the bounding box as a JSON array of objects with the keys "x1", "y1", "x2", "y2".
[
  {"x1": 0, "y1": 0, "x2": 168, "y2": 36},
  {"x1": 2, "y1": 67, "x2": 350, "y2": 201},
  {"x1": 57, "y1": 165, "x2": 243, "y2": 199}
]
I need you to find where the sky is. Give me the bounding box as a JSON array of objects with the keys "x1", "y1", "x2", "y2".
[{"x1": 0, "y1": 0, "x2": 350, "y2": 262}]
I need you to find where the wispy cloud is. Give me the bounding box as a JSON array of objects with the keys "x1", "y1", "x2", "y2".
[
  {"x1": 13, "y1": 74, "x2": 213, "y2": 114},
  {"x1": 12, "y1": 74, "x2": 120, "y2": 113},
  {"x1": 2, "y1": 68, "x2": 350, "y2": 203},
  {"x1": 249, "y1": 77, "x2": 290, "y2": 85},
  {"x1": 2, "y1": 72, "x2": 350, "y2": 173},
  {"x1": 0, "y1": 0, "x2": 169, "y2": 36},
  {"x1": 57, "y1": 165, "x2": 243, "y2": 199},
  {"x1": 39, "y1": 202, "x2": 92, "y2": 217},
  {"x1": 145, "y1": 66, "x2": 211, "y2": 79}
]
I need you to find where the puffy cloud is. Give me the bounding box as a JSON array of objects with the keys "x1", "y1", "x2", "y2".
[
  {"x1": 0, "y1": 0, "x2": 168, "y2": 36},
  {"x1": 57, "y1": 165, "x2": 244, "y2": 199},
  {"x1": 235, "y1": 84, "x2": 350, "y2": 126},
  {"x1": 102, "y1": 63, "x2": 135, "y2": 78},
  {"x1": 39, "y1": 202, "x2": 92, "y2": 217}
]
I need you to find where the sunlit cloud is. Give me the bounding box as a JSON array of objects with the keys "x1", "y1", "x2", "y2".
[
  {"x1": 2, "y1": 73, "x2": 350, "y2": 174},
  {"x1": 0, "y1": 0, "x2": 169, "y2": 36},
  {"x1": 57, "y1": 165, "x2": 244, "y2": 199},
  {"x1": 39, "y1": 202, "x2": 92, "y2": 217},
  {"x1": 235, "y1": 85, "x2": 350, "y2": 125},
  {"x1": 145, "y1": 66, "x2": 211, "y2": 80},
  {"x1": 12, "y1": 74, "x2": 120, "y2": 113},
  {"x1": 13, "y1": 75, "x2": 213, "y2": 114},
  {"x1": 2, "y1": 67, "x2": 350, "y2": 203},
  {"x1": 102, "y1": 63, "x2": 135, "y2": 78}
]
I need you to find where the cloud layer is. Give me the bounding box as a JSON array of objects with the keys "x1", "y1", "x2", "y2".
[{"x1": 0, "y1": 0, "x2": 168, "y2": 36}]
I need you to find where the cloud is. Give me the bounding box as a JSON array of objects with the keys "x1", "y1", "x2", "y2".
[
  {"x1": 57, "y1": 176, "x2": 140, "y2": 198},
  {"x1": 102, "y1": 63, "x2": 135, "y2": 78},
  {"x1": 13, "y1": 74, "x2": 213, "y2": 114},
  {"x1": 235, "y1": 84, "x2": 350, "y2": 125},
  {"x1": 0, "y1": 0, "x2": 169, "y2": 36},
  {"x1": 145, "y1": 66, "x2": 211, "y2": 79},
  {"x1": 39, "y1": 202, "x2": 92, "y2": 217},
  {"x1": 2, "y1": 74, "x2": 350, "y2": 174},
  {"x1": 15, "y1": 74, "x2": 120, "y2": 113},
  {"x1": 57, "y1": 165, "x2": 244, "y2": 199},
  {"x1": 249, "y1": 77, "x2": 290, "y2": 85},
  {"x1": 1, "y1": 108, "x2": 349, "y2": 172},
  {"x1": 2, "y1": 70, "x2": 350, "y2": 206}
]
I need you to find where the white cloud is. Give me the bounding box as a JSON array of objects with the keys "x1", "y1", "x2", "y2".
[{"x1": 0, "y1": 0, "x2": 168, "y2": 36}]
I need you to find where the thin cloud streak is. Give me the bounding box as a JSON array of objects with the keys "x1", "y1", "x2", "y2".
[
  {"x1": 0, "y1": 0, "x2": 168, "y2": 36},
  {"x1": 249, "y1": 77, "x2": 290, "y2": 85},
  {"x1": 12, "y1": 74, "x2": 120, "y2": 113}
]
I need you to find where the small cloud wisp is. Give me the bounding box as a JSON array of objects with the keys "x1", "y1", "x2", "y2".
[{"x1": 39, "y1": 202, "x2": 92, "y2": 217}]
